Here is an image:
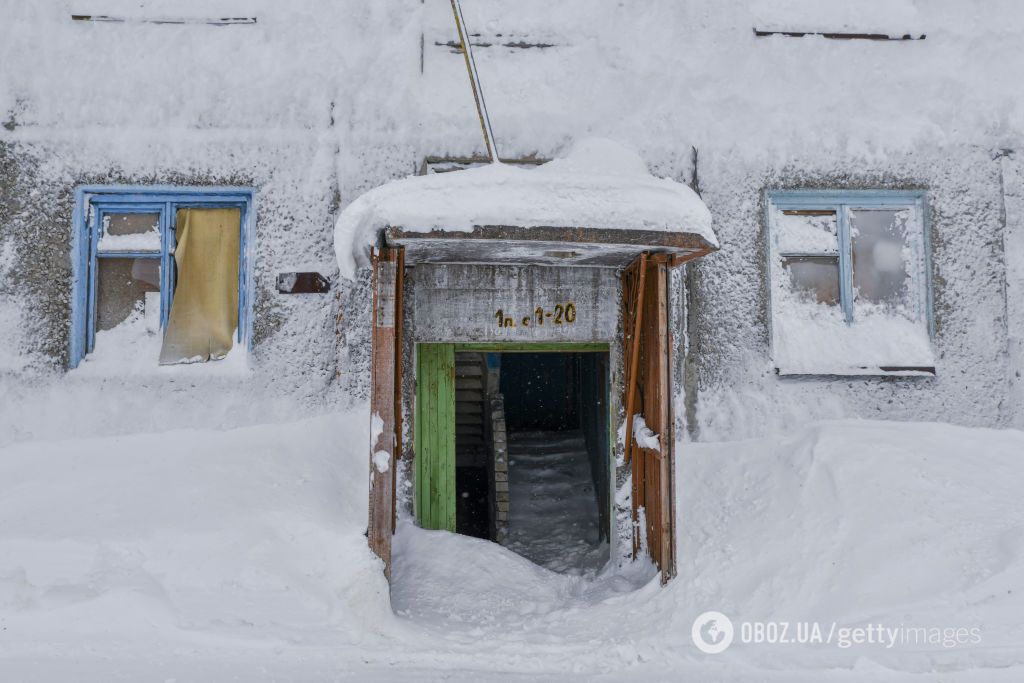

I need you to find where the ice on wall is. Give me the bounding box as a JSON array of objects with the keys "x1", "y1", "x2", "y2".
[
  {"x1": 0, "y1": 0, "x2": 1022, "y2": 438},
  {"x1": 693, "y1": 149, "x2": 1011, "y2": 439},
  {"x1": 1004, "y1": 154, "x2": 1024, "y2": 429},
  {"x1": 0, "y1": 237, "x2": 30, "y2": 373}
]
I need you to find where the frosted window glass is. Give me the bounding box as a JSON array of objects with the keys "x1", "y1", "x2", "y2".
[
  {"x1": 776, "y1": 211, "x2": 838, "y2": 255},
  {"x1": 96, "y1": 258, "x2": 160, "y2": 331},
  {"x1": 851, "y1": 209, "x2": 910, "y2": 309},
  {"x1": 781, "y1": 255, "x2": 840, "y2": 306}
]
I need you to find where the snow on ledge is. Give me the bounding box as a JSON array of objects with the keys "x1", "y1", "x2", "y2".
[{"x1": 333, "y1": 138, "x2": 716, "y2": 279}]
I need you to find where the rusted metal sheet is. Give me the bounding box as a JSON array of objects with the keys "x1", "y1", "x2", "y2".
[
  {"x1": 367, "y1": 246, "x2": 403, "y2": 578},
  {"x1": 418, "y1": 155, "x2": 547, "y2": 176},
  {"x1": 622, "y1": 254, "x2": 675, "y2": 582},
  {"x1": 387, "y1": 225, "x2": 716, "y2": 269},
  {"x1": 754, "y1": 28, "x2": 925, "y2": 41},
  {"x1": 276, "y1": 271, "x2": 330, "y2": 294},
  {"x1": 409, "y1": 264, "x2": 617, "y2": 343},
  {"x1": 435, "y1": 37, "x2": 557, "y2": 53}
]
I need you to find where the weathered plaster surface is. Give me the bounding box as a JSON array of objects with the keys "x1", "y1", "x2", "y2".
[
  {"x1": 408, "y1": 264, "x2": 618, "y2": 343},
  {"x1": 1001, "y1": 153, "x2": 1024, "y2": 427},
  {"x1": 2, "y1": 1, "x2": 1022, "y2": 442},
  {"x1": 688, "y1": 147, "x2": 1012, "y2": 439}
]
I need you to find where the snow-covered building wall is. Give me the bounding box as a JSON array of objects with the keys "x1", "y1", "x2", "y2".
[{"x1": 1, "y1": 0, "x2": 1022, "y2": 439}]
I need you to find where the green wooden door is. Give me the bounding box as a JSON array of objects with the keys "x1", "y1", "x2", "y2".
[{"x1": 414, "y1": 343, "x2": 456, "y2": 531}]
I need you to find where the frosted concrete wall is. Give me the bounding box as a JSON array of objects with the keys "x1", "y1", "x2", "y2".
[
  {"x1": 1, "y1": 1, "x2": 1022, "y2": 439},
  {"x1": 1002, "y1": 154, "x2": 1024, "y2": 428},
  {"x1": 408, "y1": 265, "x2": 618, "y2": 343},
  {"x1": 687, "y1": 147, "x2": 1012, "y2": 440}
]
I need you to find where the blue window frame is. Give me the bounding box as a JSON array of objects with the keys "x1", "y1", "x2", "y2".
[
  {"x1": 70, "y1": 186, "x2": 255, "y2": 369},
  {"x1": 766, "y1": 189, "x2": 935, "y2": 375}
]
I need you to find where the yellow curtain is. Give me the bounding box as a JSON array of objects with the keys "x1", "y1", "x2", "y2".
[{"x1": 159, "y1": 208, "x2": 240, "y2": 365}]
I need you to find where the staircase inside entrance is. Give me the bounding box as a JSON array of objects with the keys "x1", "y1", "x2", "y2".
[{"x1": 449, "y1": 349, "x2": 611, "y2": 575}]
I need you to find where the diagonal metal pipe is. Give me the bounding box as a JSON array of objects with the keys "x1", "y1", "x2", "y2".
[{"x1": 450, "y1": 0, "x2": 498, "y2": 163}]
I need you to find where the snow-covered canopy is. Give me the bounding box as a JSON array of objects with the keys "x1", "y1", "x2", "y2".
[{"x1": 333, "y1": 138, "x2": 716, "y2": 278}]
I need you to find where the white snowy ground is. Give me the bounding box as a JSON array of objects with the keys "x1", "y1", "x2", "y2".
[{"x1": 1, "y1": 409, "x2": 1023, "y2": 681}]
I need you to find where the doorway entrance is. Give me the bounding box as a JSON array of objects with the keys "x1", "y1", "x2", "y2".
[
  {"x1": 415, "y1": 343, "x2": 611, "y2": 574},
  {"x1": 368, "y1": 252, "x2": 686, "y2": 582}
]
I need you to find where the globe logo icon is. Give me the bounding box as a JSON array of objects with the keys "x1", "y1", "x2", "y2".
[{"x1": 692, "y1": 611, "x2": 734, "y2": 654}]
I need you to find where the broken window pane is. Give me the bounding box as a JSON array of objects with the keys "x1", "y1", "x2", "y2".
[
  {"x1": 851, "y1": 209, "x2": 910, "y2": 309},
  {"x1": 99, "y1": 212, "x2": 161, "y2": 252},
  {"x1": 781, "y1": 255, "x2": 840, "y2": 306},
  {"x1": 776, "y1": 210, "x2": 838, "y2": 255},
  {"x1": 96, "y1": 257, "x2": 160, "y2": 331}
]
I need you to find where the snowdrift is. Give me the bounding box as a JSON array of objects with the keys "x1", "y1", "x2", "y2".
[
  {"x1": 0, "y1": 413, "x2": 394, "y2": 650},
  {"x1": 677, "y1": 420, "x2": 1024, "y2": 673},
  {"x1": 333, "y1": 138, "x2": 716, "y2": 279},
  {"x1": 0, "y1": 414, "x2": 1022, "y2": 679}
]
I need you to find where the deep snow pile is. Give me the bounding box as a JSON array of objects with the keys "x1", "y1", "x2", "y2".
[
  {"x1": 1, "y1": 414, "x2": 1022, "y2": 679},
  {"x1": 0, "y1": 412, "x2": 394, "y2": 651},
  {"x1": 333, "y1": 138, "x2": 715, "y2": 278}
]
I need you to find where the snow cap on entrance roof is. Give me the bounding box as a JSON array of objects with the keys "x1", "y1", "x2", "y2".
[{"x1": 333, "y1": 138, "x2": 717, "y2": 279}]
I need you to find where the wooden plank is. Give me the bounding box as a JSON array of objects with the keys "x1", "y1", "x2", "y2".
[
  {"x1": 419, "y1": 346, "x2": 432, "y2": 526},
  {"x1": 391, "y1": 249, "x2": 404, "y2": 537},
  {"x1": 441, "y1": 344, "x2": 456, "y2": 531},
  {"x1": 387, "y1": 225, "x2": 717, "y2": 254},
  {"x1": 415, "y1": 343, "x2": 456, "y2": 531},
  {"x1": 453, "y1": 342, "x2": 608, "y2": 353},
  {"x1": 621, "y1": 254, "x2": 676, "y2": 582},
  {"x1": 71, "y1": 14, "x2": 258, "y2": 25},
  {"x1": 394, "y1": 248, "x2": 405, "y2": 462},
  {"x1": 367, "y1": 247, "x2": 401, "y2": 578},
  {"x1": 653, "y1": 260, "x2": 673, "y2": 580},
  {"x1": 754, "y1": 27, "x2": 925, "y2": 41},
  {"x1": 623, "y1": 252, "x2": 648, "y2": 466}
]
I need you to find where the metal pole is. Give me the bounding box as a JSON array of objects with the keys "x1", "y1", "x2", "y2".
[{"x1": 450, "y1": 0, "x2": 498, "y2": 163}]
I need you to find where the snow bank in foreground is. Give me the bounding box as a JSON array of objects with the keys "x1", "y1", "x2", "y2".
[
  {"x1": 678, "y1": 420, "x2": 1024, "y2": 673},
  {"x1": 1, "y1": 416, "x2": 1022, "y2": 678},
  {"x1": 0, "y1": 412, "x2": 395, "y2": 651},
  {"x1": 387, "y1": 420, "x2": 1024, "y2": 677},
  {"x1": 333, "y1": 138, "x2": 716, "y2": 279}
]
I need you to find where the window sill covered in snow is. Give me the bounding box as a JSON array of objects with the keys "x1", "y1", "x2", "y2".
[
  {"x1": 71, "y1": 310, "x2": 250, "y2": 378},
  {"x1": 771, "y1": 300, "x2": 936, "y2": 377},
  {"x1": 333, "y1": 138, "x2": 717, "y2": 278}
]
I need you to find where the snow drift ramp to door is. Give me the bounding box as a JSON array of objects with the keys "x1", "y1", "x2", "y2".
[{"x1": 333, "y1": 138, "x2": 717, "y2": 275}]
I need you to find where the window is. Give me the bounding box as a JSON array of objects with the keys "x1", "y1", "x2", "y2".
[
  {"x1": 71, "y1": 187, "x2": 253, "y2": 369},
  {"x1": 766, "y1": 190, "x2": 933, "y2": 376}
]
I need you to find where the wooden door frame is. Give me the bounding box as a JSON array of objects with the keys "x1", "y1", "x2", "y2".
[
  {"x1": 622, "y1": 253, "x2": 676, "y2": 583},
  {"x1": 367, "y1": 246, "x2": 403, "y2": 577},
  {"x1": 368, "y1": 253, "x2": 679, "y2": 584},
  {"x1": 412, "y1": 341, "x2": 615, "y2": 542}
]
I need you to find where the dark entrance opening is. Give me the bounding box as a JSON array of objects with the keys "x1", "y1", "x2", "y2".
[{"x1": 454, "y1": 349, "x2": 611, "y2": 574}]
